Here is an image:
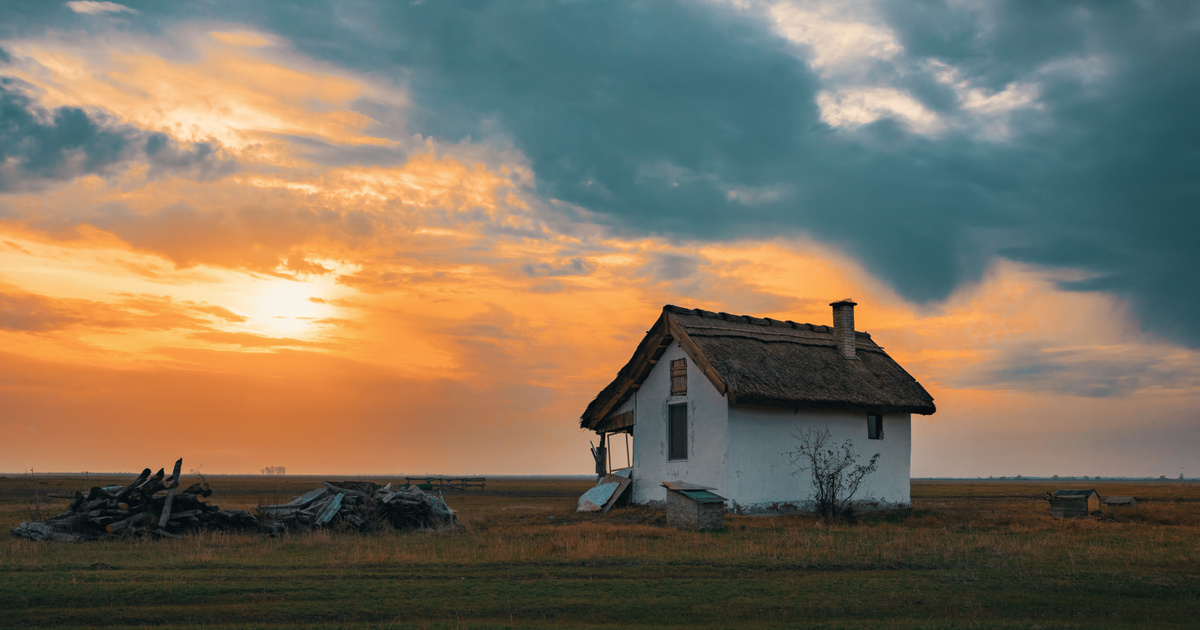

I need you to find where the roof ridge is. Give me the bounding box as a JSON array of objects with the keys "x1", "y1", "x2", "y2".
[
  {"x1": 664, "y1": 304, "x2": 875, "y2": 336},
  {"x1": 685, "y1": 328, "x2": 883, "y2": 349},
  {"x1": 664, "y1": 303, "x2": 810, "y2": 328}
]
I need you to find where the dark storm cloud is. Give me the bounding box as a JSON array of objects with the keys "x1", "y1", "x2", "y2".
[
  {"x1": 4, "y1": 1, "x2": 1198, "y2": 345},
  {"x1": 0, "y1": 79, "x2": 235, "y2": 190}
]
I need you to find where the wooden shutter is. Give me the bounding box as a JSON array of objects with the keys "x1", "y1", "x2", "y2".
[
  {"x1": 670, "y1": 359, "x2": 687, "y2": 395},
  {"x1": 668, "y1": 403, "x2": 688, "y2": 460}
]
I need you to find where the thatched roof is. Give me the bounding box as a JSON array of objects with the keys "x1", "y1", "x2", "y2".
[
  {"x1": 581, "y1": 305, "x2": 935, "y2": 431},
  {"x1": 1053, "y1": 489, "x2": 1099, "y2": 498}
]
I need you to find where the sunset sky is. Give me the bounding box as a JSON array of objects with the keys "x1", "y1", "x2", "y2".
[{"x1": 1, "y1": 1, "x2": 1197, "y2": 477}]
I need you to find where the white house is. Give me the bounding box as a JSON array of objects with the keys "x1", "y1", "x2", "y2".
[{"x1": 579, "y1": 300, "x2": 936, "y2": 513}]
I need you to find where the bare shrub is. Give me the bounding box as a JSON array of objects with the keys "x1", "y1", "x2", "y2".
[{"x1": 786, "y1": 425, "x2": 879, "y2": 522}]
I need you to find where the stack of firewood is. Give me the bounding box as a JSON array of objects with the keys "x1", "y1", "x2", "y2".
[
  {"x1": 258, "y1": 481, "x2": 457, "y2": 532},
  {"x1": 10, "y1": 459, "x2": 258, "y2": 542}
]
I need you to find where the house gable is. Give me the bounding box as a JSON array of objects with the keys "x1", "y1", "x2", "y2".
[
  {"x1": 628, "y1": 342, "x2": 730, "y2": 504},
  {"x1": 582, "y1": 310, "x2": 729, "y2": 432}
]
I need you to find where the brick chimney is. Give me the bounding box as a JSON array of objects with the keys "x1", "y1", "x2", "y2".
[{"x1": 830, "y1": 299, "x2": 858, "y2": 359}]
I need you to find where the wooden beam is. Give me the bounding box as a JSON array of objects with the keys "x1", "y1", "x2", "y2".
[
  {"x1": 156, "y1": 458, "x2": 183, "y2": 529},
  {"x1": 596, "y1": 409, "x2": 635, "y2": 433},
  {"x1": 586, "y1": 314, "x2": 672, "y2": 427},
  {"x1": 667, "y1": 314, "x2": 728, "y2": 396}
]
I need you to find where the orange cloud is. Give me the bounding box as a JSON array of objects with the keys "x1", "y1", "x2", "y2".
[{"x1": 3, "y1": 28, "x2": 404, "y2": 152}]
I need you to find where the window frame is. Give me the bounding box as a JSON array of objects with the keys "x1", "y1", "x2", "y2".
[
  {"x1": 667, "y1": 402, "x2": 688, "y2": 461},
  {"x1": 867, "y1": 413, "x2": 884, "y2": 440}
]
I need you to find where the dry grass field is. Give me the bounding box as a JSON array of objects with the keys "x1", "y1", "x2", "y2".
[{"x1": 2, "y1": 474, "x2": 1199, "y2": 628}]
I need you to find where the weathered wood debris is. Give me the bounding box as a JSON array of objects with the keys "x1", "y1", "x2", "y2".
[
  {"x1": 10, "y1": 458, "x2": 258, "y2": 542},
  {"x1": 257, "y1": 481, "x2": 457, "y2": 532}
]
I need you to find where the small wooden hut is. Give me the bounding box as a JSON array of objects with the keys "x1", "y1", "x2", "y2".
[
  {"x1": 1104, "y1": 496, "x2": 1137, "y2": 509},
  {"x1": 663, "y1": 481, "x2": 726, "y2": 529},
  {"x1": 1050, "y1": 489, "x2": 1099, "y2": 518}
]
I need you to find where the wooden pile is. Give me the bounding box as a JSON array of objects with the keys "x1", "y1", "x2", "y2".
[
  {"x1": 258, "y1": 481, "x2": 457, "y2": 532},
  {"x1": 9, "y1": 458, "x2": 258, "y2": 542}
]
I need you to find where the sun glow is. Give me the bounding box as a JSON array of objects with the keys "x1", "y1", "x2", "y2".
[{"x1": 242, "y1": 278, "x2": 333, "y2": 338}]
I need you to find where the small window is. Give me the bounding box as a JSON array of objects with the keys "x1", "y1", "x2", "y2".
[
  {"x1": 668, "y1": 403, "x2": 688, "y2": 460},
  {"x1": 867, "y1": 414, "x2": 883, "y2": 440},
  {"x1": 670, "y1": 358, "x2": 687, "y2": 395}
]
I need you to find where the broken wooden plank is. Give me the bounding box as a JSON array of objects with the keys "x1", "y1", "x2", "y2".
[
  {"x1": 577, "y1": 482, "x2": 620, "y2": 512},
  {"x1": 600, "y1": 475, "x2": 632, "y2": 514},
  {"x1": 661, "y1": 480, "x2": 715, "y2": 491},
  {"x1": 324, "y1": 481, "x2": 369, "y2": 497},
  {"x1": 106, "y1": 511, "x2": 151, "y2": 533},
  {"x1": 112, "y1": 468, "x2": 152, "y2": 500},
  {"x1": 315, "y1": 493, "x2": 344, "y2": 525}
]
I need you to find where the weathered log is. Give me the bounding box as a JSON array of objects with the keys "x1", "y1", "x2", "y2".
[
  {"x1": 126, "y1": 470, "x2": 164, "y2": 501},
  {"x1": 141, "y1": 494, "x2": 203, "y2": 515},
  {"x1": 47, "y1": 513, "x2": 84, "y2": 530},
  {"x1": 112, "y1": 469, "x2": 152, "y2": 500},
  {"x1": 164, "y1": 458, "x2": 183, "y2": 488},
  {"x1": 106, "y1": 511, "x2": 151, "y2": 533},
  {"x1": 137, "y1": 480, "x2": 166, "y2": 498},
  {"x1": 85, "y1": 509, "x2": 131, "y2": 519},
  {"x1": 158, "y1": 458, "x2": 184, "y2": 528}
]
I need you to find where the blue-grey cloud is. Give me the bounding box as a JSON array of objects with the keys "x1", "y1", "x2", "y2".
[
  {"x1": 521, "y1": 257, "x2": 594, "y2": 278},
  {"x1": 954, "y1": 344, "x2": 1200, "y2": 398},
  {"x1": 3, "y1": 0, "x2": 1198, "y2": 346},
  {"x1": 638, "y1": 253, "x2": 700, "y2": 283},
  {"x1": 0, "y1": 79, "x2": 235, "y2": 190}
]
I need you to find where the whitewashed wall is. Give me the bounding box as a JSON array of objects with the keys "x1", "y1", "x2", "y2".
[
  {"x1": 629, "y1": 343, "x2": 729, "y2": 504},
  {"x1": 723, "y1": 407, "x2": 911, "y2": 512},
  {"x1": 621, "y1": 342, "x2": 913, "y2": 510}
]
